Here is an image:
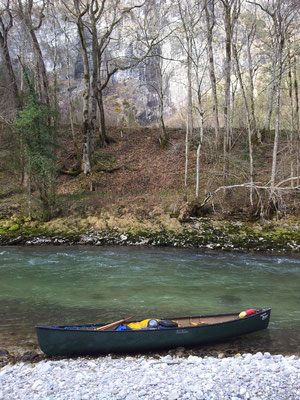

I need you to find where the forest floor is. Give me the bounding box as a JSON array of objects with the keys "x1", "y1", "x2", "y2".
[{"x1": 0, "y1": 126, "x2": 299, "y2": 252}]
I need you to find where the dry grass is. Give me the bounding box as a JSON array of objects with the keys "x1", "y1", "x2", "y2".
[{"x1": 0, "y1": 125, "x2": 299, "y2": 220}]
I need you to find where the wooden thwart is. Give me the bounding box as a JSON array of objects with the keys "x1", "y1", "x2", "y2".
[{"x1": 97, "y1": 316, "x2": 134, "y2": 331}]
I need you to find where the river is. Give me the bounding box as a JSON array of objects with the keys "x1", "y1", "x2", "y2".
[{"x1": 0, "y1": 246, "x2": 299, "y2": 355}]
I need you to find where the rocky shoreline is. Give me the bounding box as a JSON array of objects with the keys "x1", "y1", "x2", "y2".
[
  {"x1": 0, "y1": 351, "x2": 299, "y2": 400},
  {"x1": 0, "y1": 215, "x2": 300, "y2": 253}
]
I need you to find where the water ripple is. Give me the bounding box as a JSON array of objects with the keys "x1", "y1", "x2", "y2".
[{"x1": 0, "y1": 246, "x2": 300, "y2": 353}]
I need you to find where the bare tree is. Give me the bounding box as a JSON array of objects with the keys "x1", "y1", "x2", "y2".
[
  {"x1": 264, "y1": 32, "x2": 277, "y2": 132},
  {"x1": 287, "y1": 41, "x2": 295, "y2": 185},
  {"x1": 89, "y1": 0, "x2": 152, "y2": 146},
  {"x1": 177, "y1": 1, "x2": 195, "y2": 140},
  {"x1": 195, "y1": 69, "x2": 206, "y2": 199},
  {"x1": 17, "y1": 0, "x2": 50, "y2": 106},
  {"x1": 146, "y1": 56, "x2": 173, "y2": 148},
  {"x1": 250, "y1": 1, "x2": 294, "y2": 196},
  {"x1": 232, "y1": 40, "x2": 255, "y2": 205},
  {"x1": 0, "y1": 0, "x2": 20, "y2": 108},
  {"x1": 62, "y1": 17, "x2": 80, "y2": 162},
  {"x1": 293, "y1": 37, "x2": 300, "y2": 187},
  {"x1": 73, "y1": 0, "x2": 92, "y2": 174},
  {"x1": 138, "y1": 0, "x2": 174, "y2": 148},
  {"x1": 245, "y1": 6, "x2": 259, "y2": 141},
  {"x1": 204, "y1": 0, "x2": 220, "y2": 142},
  {"x1": 189, "y1": 3, "x2": 207, "y2": 199},
  {"x1": 62, "y1": 0, "x2": 156, "y2": 177},
  {"x1": 220, "y1": 0, "x2": 241, "y2": 190},
  {"x1": 176, "y1": 0, "x2": 201, "y2": 201}
]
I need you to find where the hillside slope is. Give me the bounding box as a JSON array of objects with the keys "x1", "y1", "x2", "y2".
[{"x1": 0, "y1": 127, "x2": 299, "y2": 252}]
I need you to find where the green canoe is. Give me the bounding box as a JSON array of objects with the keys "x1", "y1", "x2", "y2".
[{"x1": 36, "y1": 308, "x2": 271, "y2": 357}]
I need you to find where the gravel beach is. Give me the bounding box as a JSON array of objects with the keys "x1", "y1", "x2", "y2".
[{"x1": 0, "y1": 352, "x2": 299, "y2": 400}]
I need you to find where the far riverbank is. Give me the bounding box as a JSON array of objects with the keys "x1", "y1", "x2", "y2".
[{"x1": 0, "y1": 213, "x2": 299, "y2": 254}]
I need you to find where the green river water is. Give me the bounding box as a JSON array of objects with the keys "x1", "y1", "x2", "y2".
[{"x1": 0, "y1": 246, "x2": 299, "y2": 355}]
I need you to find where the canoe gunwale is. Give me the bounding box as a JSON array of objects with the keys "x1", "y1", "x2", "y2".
[
  {"x1": 36, "y1": 308, "x2": 271, "y2": 356},
  {"x1": 36, "y1": 308, "x2": 271, "y2": 333}
]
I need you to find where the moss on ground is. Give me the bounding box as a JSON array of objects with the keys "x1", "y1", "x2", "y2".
[{"x1": 0, "y1": 213, "x2": 299, "y2": 253}]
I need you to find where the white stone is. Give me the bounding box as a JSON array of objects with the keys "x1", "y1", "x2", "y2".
[
  {"x1": 168, "y1": 390, "x2": 180, "y2": 400},
  {"x1": 240, "y1": 387, "x2": 247, "y2": 395},
  {"x1": 126, "y1": 394, "x2": 139, "y2": 400},
  {"x1": 75, "y1": 372, "x2": 84, "y2": 382},
  {"x1": 254, "y1": 352, "x2": 263, "y2": 359},
  {"x1": 38, "y1": 362, "x2": 52, "y2": 374},
  {"x1": 32, "y1": 380, "x2": 44, "y2": 390}
]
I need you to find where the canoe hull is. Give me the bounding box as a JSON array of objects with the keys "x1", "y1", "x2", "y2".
[{"x1": 36, "y1": 308, "x2": 271, "y2": 357}]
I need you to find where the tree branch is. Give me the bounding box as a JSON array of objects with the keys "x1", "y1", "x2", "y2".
[{"x1": 200, "y1": 180, "x2": 300, "y2": 208}]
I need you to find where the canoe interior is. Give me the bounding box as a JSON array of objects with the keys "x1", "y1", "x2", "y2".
[
  {"x1": 169, "y1": 313, "x2": 240, "y2": 327},
  {"x1": 108, "y1": 313, "x2": 240, "y2": 330},
  {"x1": 50, "y1": 311, "x2": 253, "y2": 331}
]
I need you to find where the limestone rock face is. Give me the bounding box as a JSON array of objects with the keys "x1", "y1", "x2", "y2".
[
  {"x1": 57, "y1": 14, "x2": 185, "y2": 127},
  {"x1": 8, "y1": 3, "x2": 188, "y2": 127}
]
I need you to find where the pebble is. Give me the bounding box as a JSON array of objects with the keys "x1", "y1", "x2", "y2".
[{"x1": 0, "y1": 353, "x2": 299, "y2": 399}]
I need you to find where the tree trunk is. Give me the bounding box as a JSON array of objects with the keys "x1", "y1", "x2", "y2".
[
  {"x1": 28, "y1": 27, "x2": 50, "y2": 107},
  {"x1": 51, "y1": 17, "x2": 58, "y2": 204},
  {"x1": 0, "y1": 16, "x2": 20, "y2": 108},
  {"x1": 17, "y1": 1, "x2": 50, "y2": 105},
  {"x1": 265, "y1": 51, "x2": 277, "y2": 132},
  {"x1": 74, "y1": 0, "x2": 92, "y2": 175},
  {"x1": 196, "y1": 90, "x2": 204, "y2": 199},
  {"x1": 82, "y1": 73, "x2": 92, "y2": 175},
  {"x1": 52, "y1": 20, "x2": 58, "y2": 127},
  {"x1": 65, "y1": 31, "x2": 80, "y2": 161},
  {"x1": 204, "y1": 0, "x2": 220, "y2": 142},
  {"x1": 293, "y1": 48, "x2": 300, "y2": 134},
  {"x1": 233, "y1": 44, "x2": 254, "y2": 206},
  {"x1": 184, "y1": 35, "x2": 193, "y2": 202},
  {"x1": 27, "y1": 164, "x2": 32, "y2": 220},
  {"x1": 221, "y1": 0, "x2": 240, "y2": 191},
  {"x1": 184, "y1": 113, "x2": 189, "y2": 202},
  {"x1": 270, "y1": 38, "x2": 284, "y2": 194},
  {"x1": 158, "y1": 97, "x2": 168, "y2": 148},
  {"x1": 97, "y1": 89, "x2": 108, "y2": 146},
  {"x1": 223, "y1": 4, "x2": 232, "y2": 189},
  {"x1": 0, "y1": 35, "x2": 19, "y2": 106},
  {"x1": 34, "y1": 57, "x2": 42, "y2": 101},
  {"x1": 293, "y1": 43, "x2": 300, "y2": 188},
  {"x1": 287, "y1": 45, "x2": 295, "y2": 186},
  {"x1": 90, "y1": 8, "x2": 99, "y2": 157},
  {"x1": 157, "y1": 57, "x2": 168, "y2": 148},
  {"x1": 187, "y1": 35, "x2": 193, "y2": 139},
  {"x1": 246, "y1": 31, "x2": 258, "y2": 141},
  {"x1": 231, "y1": 79, "x2": 237, "y2": 134}
]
